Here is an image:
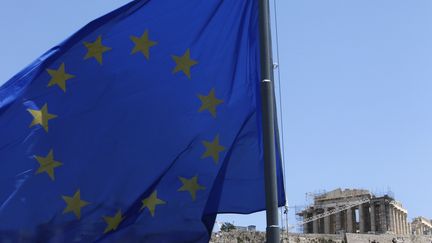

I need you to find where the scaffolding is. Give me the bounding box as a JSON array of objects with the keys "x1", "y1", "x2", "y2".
[
  {"x1": 293, "y1": 188, "x2": 397, "y2": 232},
  {"x1": 300, "y1": 197, "x2": 370, "y2": 225}
]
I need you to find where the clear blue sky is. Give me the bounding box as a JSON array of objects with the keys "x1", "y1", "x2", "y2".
[{"x1": 1, "y1": 0, "x2": 431, "y2": 232}]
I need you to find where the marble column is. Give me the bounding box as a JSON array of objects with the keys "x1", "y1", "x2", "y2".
[
  {"x1": 370, "y1": 203, "x2": 376, "y2": 232},
  {"x1": 380, "y1": 202, "x2": 387, "y2": 232},
  {"x1": 313, "y1": 211, "x2": 319, "y2": 234},
  {"x1": 335, "y1": 211, "x2": 342, "y2": 233},
  {"x1": 404, "y1": 213, "x2": 409, "y2": 235},
  {"x1": 324, "y1": 209, "x2": 331, "y2": 234},
  {"x1": 406, "y1": 216, "x2": 410, "y2": 235},
  {"x1": 391, "y1": 207, "x2": 398, "y2": 234},
  {"x1": 346, "y1": 207, "x2": 354, "y2": 233},
  {"x1": 400, "y1": 211, "x2": 405, "y2": 235},
  {"x1": 303, "y1": 212, "x2": 309, "y2": 233},
  {"x1": 359, "y1": 204, "x2": 366, "y2": 233},
  {"x1": 397, "y1": 210, "x2": 403, "y2": 235},
  {"x1": 388, "y1": 205, "x2": 395, "y2": 233}
]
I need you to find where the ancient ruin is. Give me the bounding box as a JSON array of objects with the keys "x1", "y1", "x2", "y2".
[
  {"x1": 297, "y1": 188, "x2": 410, "y2": 235},
  {"x1": 412, "y1": 217, "x2": 432, "y2": 235},
  {"x1": 211, "y1": 188, "x2": 432, "y2": 242}
]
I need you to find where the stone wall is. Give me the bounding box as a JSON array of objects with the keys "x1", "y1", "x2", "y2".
[
  {"x1": 210, "y1": 232, "x2": 344, "y2": 243},
  {"x1": 210, "y1": 232, "x2": 432, "y2": 243},
  {"x1": 286, "y1": 234, "x2": 345, "y2": 243},
  {"x1": 210, "y1": 231, "x2": 265, "y2": 243},
  {"x1": 346, "y1": 233, "x2": 432, "y2": 243}
]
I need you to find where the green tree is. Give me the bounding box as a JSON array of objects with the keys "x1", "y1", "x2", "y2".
[{"x1": 221, "y1": 222, "x2": 235, "y2": 232}]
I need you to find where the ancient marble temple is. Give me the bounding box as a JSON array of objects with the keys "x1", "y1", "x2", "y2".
[{"x1": 298, "y1": 189, "x2": 410, "y2": 235}]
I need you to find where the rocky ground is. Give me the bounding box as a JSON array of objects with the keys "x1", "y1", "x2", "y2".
[{"x1": 210, "y1": 231, "x2": 432, "y2": 243}]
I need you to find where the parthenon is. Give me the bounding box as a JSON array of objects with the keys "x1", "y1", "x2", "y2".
[{"x1": 298, "y1": 188, "x2": 410, "y2": 235}]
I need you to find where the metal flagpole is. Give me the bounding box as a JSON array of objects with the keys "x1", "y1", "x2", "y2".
[{"x1": 258, "y1": 0, "x2": 280, "y2": 242}]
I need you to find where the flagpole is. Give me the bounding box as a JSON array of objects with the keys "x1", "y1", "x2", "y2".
[{"x1": 258, "y1": 0, "x2": 280, "y2": 242}]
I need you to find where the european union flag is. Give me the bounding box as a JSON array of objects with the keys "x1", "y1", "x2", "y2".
[{"x1": 0, "y1": 0, "x2": 285, "y2": 242}]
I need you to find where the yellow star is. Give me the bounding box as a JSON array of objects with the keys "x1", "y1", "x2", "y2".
[
  {"x1": 34, "y1": 149, "x2": 62, "y2": 181},
  {"x1": 202, "y1": 135, "x2": 225, "y2": 164},
  {"x1": 62, "y1": 189, "x2": 90, "y2": 220},
  {"x1": 140, "y1": 191, "x2": 166, "y2": 217},
  {"x1": 130, "y1": 30, "x2": 157, "y2": 60},
  {"x1": 172, "y1": 48, "x2": 198, "y2": 79},
  {"x1": 46, "y1": 63, "x2": 75, "y2": 92},
  {"x1": 178, "y1": 176, "x2": 205, "y2": 201},
  {"x1": 27, "y1": 103, "x2": 57, "y2": 132},
  {"x1": 84, "y1": 35, "x2": 111, "y2": 64},
  {"x1": 198, "y1": 88, "x2": 224, "y2": 118},
  {"x1": 103, "y1": 209, "x2": 124, "y2": 234}
]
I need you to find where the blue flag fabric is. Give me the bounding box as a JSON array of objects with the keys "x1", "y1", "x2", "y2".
[{"x1": 0, "y1": 0, "x2": 286, "y2": 242}]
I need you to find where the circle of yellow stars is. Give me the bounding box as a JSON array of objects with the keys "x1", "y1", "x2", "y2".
[{"x1": 26, "y1": 30, "x2": 229, "y2": 235}]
